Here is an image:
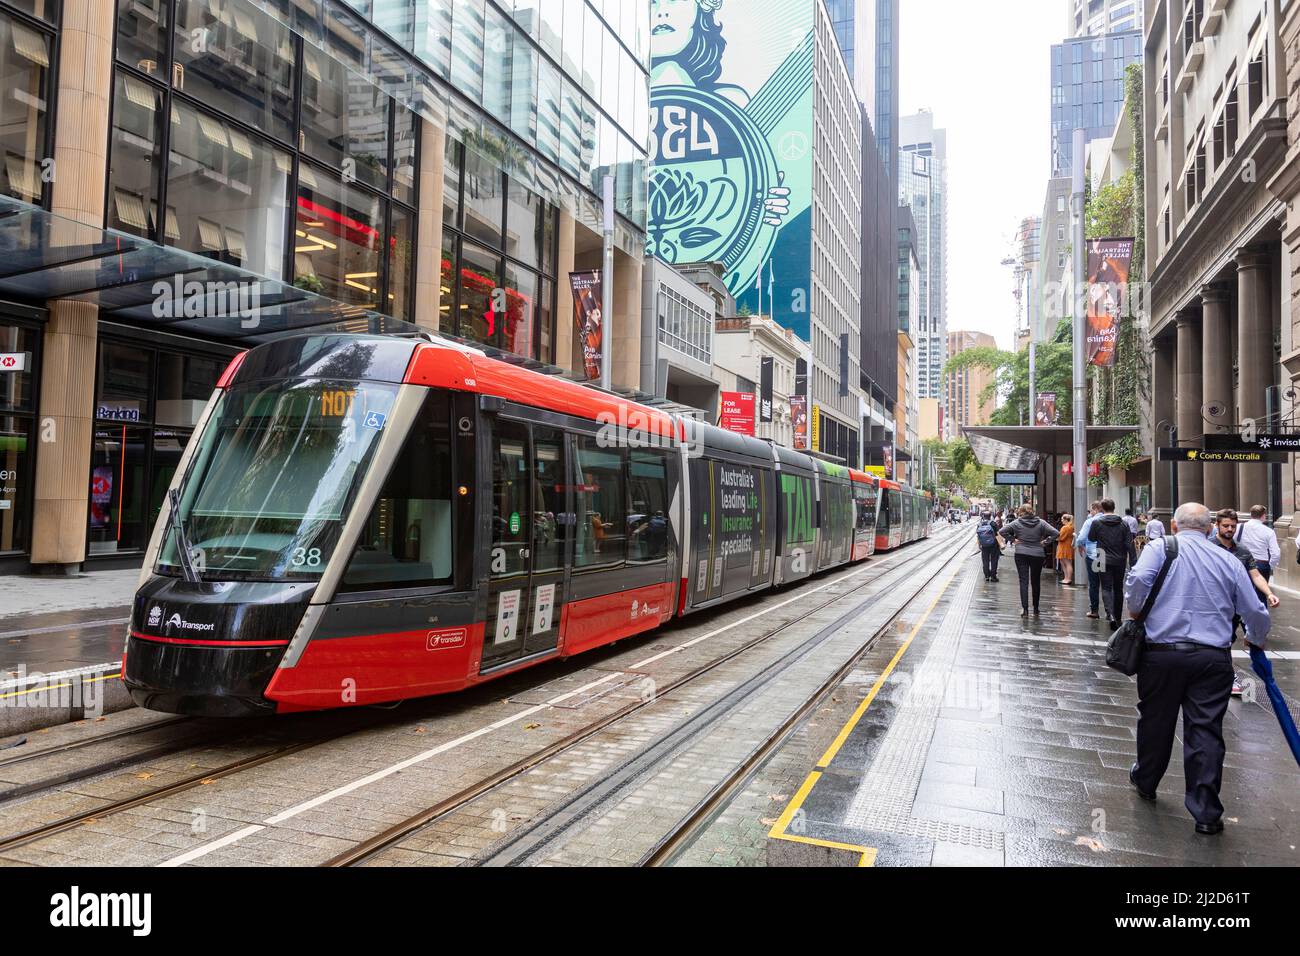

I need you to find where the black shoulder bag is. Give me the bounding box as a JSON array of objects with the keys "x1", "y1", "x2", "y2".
[{"x1": 1105, "y1": 537, "x2": 1180, "y2": 676}]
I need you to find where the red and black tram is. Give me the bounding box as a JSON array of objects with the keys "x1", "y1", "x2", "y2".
[{"x1": 123, "y1": 334, "x2": 931, "y2": 716}]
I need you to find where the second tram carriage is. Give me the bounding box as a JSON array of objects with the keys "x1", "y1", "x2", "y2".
[{"x1": 123, "y1": 334, "x2": 931, "y2": 717}]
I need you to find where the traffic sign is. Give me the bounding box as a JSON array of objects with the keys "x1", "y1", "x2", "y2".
[
  {"x1": 1157, "y1": 448, "x2": 1289, "y2": 463},
  {"x1": 1204, "y1": 433, "x2": 1300, "y2": 452}
]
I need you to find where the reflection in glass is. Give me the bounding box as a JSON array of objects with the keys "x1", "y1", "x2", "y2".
[
  {"x1": 501, "y1": 261, "x2": 536, "y2": 359},
  {"x1": 412, "y1": 0, "x2": 452, "y2": 78},
  {"x1": 89, "y1": 424, "x2": 149, "y2": 555},
  {"x1": 155, "y1": 353, "x2": 223, "y2": 427},
  {"x1": 301, "y1": 47, "x2": 391, "y2": 193},
  {"x1": 108, "y1": 71, "x2": 163, "y2": 241},
  {"x1": 505, "y1": 178, "x2": 543, "y2": 267},
  {"x1": 457, "y1": 241, "x2": 501, "y2": 347},
  {"x1": 392, "y1": 102, "x2": 417, "y2": 203},
  {"x1": 450, "y1": 0, "x2": 485, "y2": 103},
  {"x1": 537, "y1": 60, "x2": 561, "y2": 164},
  {"x1": 168, "y1": 100, "x2": 291, "y2": 278},
  {"x1": 0, "y1": 13, "x2": 50, "y2": 204},
  {"x1": 388, "y1": 205, "x2": 413, "y2": 321},
  {"x1": 462, "y1": 148, "x2": 504, "y2": 248},
  {"x1": 115, "y1": 0, "x2": 168, "y2": 74},
  {"x1": 97, "y1": 343, "x2": 153, "y2": 421},
  {"x1": 483, "y1": 3, "x2": 511, "y2": 124},
  {"x1": 295, "y1": 163, "x2": 382, "y2": 308},
  {"x1": 172, "y1": 0, "x2": 295, "y2": 143}
]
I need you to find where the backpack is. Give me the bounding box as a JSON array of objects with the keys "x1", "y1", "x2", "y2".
[{"x1": 977, "y1": 521, "x2": 997, "y2": 548}]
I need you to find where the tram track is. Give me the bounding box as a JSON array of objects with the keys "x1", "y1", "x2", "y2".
[{"x1": 325, "y1": 529, "x2": 973, "y2": 867}]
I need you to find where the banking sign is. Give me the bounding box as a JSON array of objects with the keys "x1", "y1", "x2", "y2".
[{"x1": 648, "y1": 0, "x2": 814, "y2": 340}]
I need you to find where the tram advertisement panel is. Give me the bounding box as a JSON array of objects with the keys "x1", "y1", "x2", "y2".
[
  {"x1": 777, "y1": 470, "x2": 815, "y2": 582},
  {"x1": 690, "y1": 458, "x2": 772, "y2": 604},
  {"x1": 569, "y1": 270, "x2": 603, "y2": 381}
]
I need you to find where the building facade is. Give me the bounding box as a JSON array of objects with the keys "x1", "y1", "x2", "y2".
[
  {"x1": 946, "y1": 330, "x2": 997, "y2": 432},
  {"x1": 1143, "y1": 0, "x2": 1293, "y2": 523},
  {"x1": 1052, "y1": 28, "x2": 1144, "y2": 177},
  {"x1": 639, "y1": 257, "x2": 718, "y2": 417},
  {"x1": 713, "y1": 315, "x2": 803, "y2": 449},
  {"x1": 0, "y1": 0, "x2": 651, "y2": 573},
  {"x1": 1069, "y1": 0, "x2": 1145, "y2": 38},
  {"x1": 1274, "y1": 0, "x2": 1300, "y2": 548},
  {"x1": 899, "y1": 110, "x2": 948, "y2": 404}
]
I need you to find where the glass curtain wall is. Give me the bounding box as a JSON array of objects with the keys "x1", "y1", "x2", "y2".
[
  {"x1": 108, "y1": 0, "x2": 419, "y2": 319},
  {"x1": 0, "y1": 2, "x2": 54, "y2": 207}
]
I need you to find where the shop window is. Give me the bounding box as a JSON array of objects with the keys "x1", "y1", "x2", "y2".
[
  {"x1": 456, "y1": 240, "x2": 501, "y2": 347},
  {"x1": 97, "y1": 343, "x2": 153, "y2": 423},
  {"x1": 505, "y1": 177, "x2": 543, "y2": 268},
  {"x1": 0, "y1": 411, "x2": 31, "y2": 554},
  {"x1": 462, "y1": 148, "x2": 504, "y2": 248},
  {"x1": 167, "y1": 100, "x2": 291, "y2": 278},
  {"x1": 442, "y1": 137, "x2": 461, "y2": 227},
  {"x1": 0, "y1": 12, "x2": 51, "y2": 205},
  {"x1": 294, "y1": 163, "x2": 382, "y2": 309},
  {"x1": 387, "y1": 206, "x2": 413, "y2": 322},
  {"x1": 342, "y1": 390, "x2": 453, "y2": 591},
  {"x1": 156, "y1": 353, "x2": 223, "y2": 428},
  {"x1": 89, "y1": 424, "x2": 150, "y2": 555},
  {"x1": 172, "y1": 0, "x2": 296, "y2": 144}
]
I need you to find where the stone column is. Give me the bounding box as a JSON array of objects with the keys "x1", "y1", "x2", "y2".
[
  {"x1": 30, "y1": 0, "x2": 114, "y2": 572},
  {"x1": 553, "y1": 209, "x2": 577, "y2": 375},
  {"x1": 1237, "y1": 250, "x2": 1273, "y2": 510},
  {"x1": 1200, "y1": 285, "x2": 1237, "y2": 511},
  {"x1": 1175, "y1": 311, "x2": 1204, "y2": 506},
  {"x1": 1151, "y1": 331, "x2": 1176, "y2": 516},
  {"x1": 412, "y1": 121, "x2": 446, "y2": 332}
]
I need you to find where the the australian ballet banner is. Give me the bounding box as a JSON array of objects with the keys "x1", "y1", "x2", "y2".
[
  {"x1": 1086, "y1": 238, "x2": 1134, "y2": 368},
  {"x1": 648, "y1": 0, "x2": 814, "y2": 340}
]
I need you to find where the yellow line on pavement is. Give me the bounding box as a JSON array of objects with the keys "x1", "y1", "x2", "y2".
[
  {"x1": 0, "y1": 672, "x2": 120, "y2": 702},
  {"x1": 767, "y1": 563, "x2": 963, "y2": 867}
]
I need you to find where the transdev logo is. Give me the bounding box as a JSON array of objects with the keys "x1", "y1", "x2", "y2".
[{"x1": 426, "y1": 628, "x2": 467, "y2": 651}]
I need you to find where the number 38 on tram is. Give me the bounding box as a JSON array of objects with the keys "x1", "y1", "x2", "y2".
[{"x1": 123, "y1": 334, "x2": 929, "y2": 716}]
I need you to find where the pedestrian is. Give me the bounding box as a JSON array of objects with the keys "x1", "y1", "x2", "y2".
[
  {"x1": 976, "y1": 511, "x2": 1003, "y2": 582},
  {"x1": 1235, "y1": 505, "x2": 1281, "y2": 582},
  {"x1": 1000, "y1": 505, "x2": 1060, "y2": 617},
  {"x1": 1125, "y1": 503, "x2": 1272, "y2": 835},
  {"x1": 1123, "y1": 509, "x2": 1140, "y2": 535},
  {"x1": 1056, "y1": 514, "x2": 1076, "y2": 585},
  {"x1": 1076, "y1": 502, "x2": 1104, "y2": 619},
  {"x1": 1081, "y1": 498, "x2": 1137, "y2": 630},
  {"x1": 1146, "y1": 512, "x2": 1166, "y2": 541},
  {"x1": 1211, "y1": 508, "x2": 1281, "y2": 696}
]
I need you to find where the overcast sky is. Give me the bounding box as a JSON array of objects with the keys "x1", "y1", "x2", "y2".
[{"x1": 899, "y1": 0, "x2": 1065, "y2": 352}]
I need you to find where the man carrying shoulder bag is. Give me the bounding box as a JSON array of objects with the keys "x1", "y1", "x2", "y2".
[{"x1": 1118, "y1": 504, "x2": 1272, "y2": 835}]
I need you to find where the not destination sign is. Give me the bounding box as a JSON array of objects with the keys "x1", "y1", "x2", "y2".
[{"x1": 1158, "y1": 448, "x2": 1288, "y2": 463}]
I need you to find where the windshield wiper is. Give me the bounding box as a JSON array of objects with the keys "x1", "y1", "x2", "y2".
[{"x1": 167, "y1": 487, "x2": 202, "y2": 584}]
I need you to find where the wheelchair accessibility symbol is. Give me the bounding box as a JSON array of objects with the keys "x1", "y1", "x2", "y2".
[{"x1": 363, "y1": 411, "x2": 387, "y2": 430}]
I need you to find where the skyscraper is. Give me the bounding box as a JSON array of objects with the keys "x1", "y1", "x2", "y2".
[
  {"x1": 1067, "y1": 0, "x2": 1144, "y2": 38},
  {"x1": 899, "y1": 111, "x2": 948, "y2": 405},
  {"x1": 1051, "y1": 29, "x2": 1144, "y2": 177}
]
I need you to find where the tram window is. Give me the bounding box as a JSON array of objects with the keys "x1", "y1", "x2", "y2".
[
  {"x1": 575, "y1": 437, "x2": 625, "y2": 567},
  {"x1": 532, "y1": 428, "x2": 567, "y2": 573},
  {"x1": 342, "y1": 391, "x2": 453, "y2": 590},
  {"x1": 628, "y1": 450, "x2": 669, "y2": 563},
  {"x1": 490, "y1": 423, "x2": 530, "y2": 577}
]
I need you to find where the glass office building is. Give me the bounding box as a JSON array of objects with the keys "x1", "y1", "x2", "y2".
[{"x1": 0, "y1": 0, "x2": 651, "y2": 571}]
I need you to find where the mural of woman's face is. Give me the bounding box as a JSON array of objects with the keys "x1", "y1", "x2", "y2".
[{"x1": 651, "y1": 0, "x2": 697, "y2": 59}]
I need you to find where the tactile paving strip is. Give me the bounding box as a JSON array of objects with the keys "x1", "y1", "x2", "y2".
[{"x1": 842, "y1": 570, "x2": 1004, "y2": 849}]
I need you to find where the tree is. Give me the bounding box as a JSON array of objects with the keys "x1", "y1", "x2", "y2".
[{"x1": 943, "y1": 325, "x2": 1075, "y2": 427}]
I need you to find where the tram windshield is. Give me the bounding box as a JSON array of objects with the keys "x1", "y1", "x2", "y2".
[{"x1": 156, "y1": 379, "x2": 398, "y2": 581}]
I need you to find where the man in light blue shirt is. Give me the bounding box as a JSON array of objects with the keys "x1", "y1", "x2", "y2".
[
  {"x1": 1123, "y1": 503, "x2": 1271, "y2": 835},
  {"x1": 1235, "y1": 505, "x2": 1281, "y2": 580},
  {"x1": 1145, "y1": 514, "x2": 1166, "y2": 540},
  {"x1": 1075, "y1": 502, "x2": 1102, "y2": 617}
]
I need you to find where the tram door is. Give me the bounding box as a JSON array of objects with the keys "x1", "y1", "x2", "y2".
[{"x1": 482, "y1": 420, "x2": 569, "y2": 670}]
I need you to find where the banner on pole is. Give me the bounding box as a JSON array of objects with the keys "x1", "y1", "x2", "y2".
[
  {"x1": 1085, "y1": 238, "x2": 1133, "y2": 368},
  {"x1": 1034, "y1": 392, "x2": 1058, "y2": 426},
  {"x1": 568, "y1": 270, "x2": 603, "y2": 382},
  {"x1": 791, "y1": 396, "x2": 808, "y2": 450},
  {"x1": 760, "y1": 357, "x2": 774, "y2": 423}
]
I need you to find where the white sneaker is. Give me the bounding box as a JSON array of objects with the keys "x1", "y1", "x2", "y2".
[{"x1": 1231, "y1": 676, "x2": 1244, "y2": 697}]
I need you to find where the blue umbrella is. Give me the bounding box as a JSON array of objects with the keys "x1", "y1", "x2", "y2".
[{"x1": 1249, "y1": 645, "x2": 1300, "y2": 768}]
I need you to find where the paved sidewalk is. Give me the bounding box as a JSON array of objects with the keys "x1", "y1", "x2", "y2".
[
  {"x1": 767, "y1": 545, "x2": 1300, "y2": 866},
  {"x1": 0, "y1": 569, "x2": 138, "y2": 678}
]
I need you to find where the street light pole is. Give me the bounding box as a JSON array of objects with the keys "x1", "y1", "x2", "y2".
[{"x1": 1071, "y1": 129, "x2": 1089, "y2": 584}]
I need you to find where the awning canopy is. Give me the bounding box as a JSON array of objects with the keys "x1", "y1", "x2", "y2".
[
  {"x1": 0, "y1": 197, "x2": 418, "y2": 345},
  {"x1": 963, "y1": 425, "x2": 1140, "y2": 471}
]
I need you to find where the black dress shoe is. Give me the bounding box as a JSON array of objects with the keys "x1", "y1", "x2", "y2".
[
  {"x1": 1195, "y1": 821, "x2": 1224, "y2": 836},
  {"x1": 1129, "y1": 764, "x2": 1157, "y2": 801},
  {"x1": 1032, "y1": 608, "x2": 1041, "y2": 616},
  {"x1": 1020, "y1": 609, "x2": 1029, "y2": 618}
]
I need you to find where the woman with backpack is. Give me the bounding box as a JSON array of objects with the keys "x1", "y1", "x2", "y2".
[{"x1": 1001, "y1": 505, "x2": 1061, "y2": 617}]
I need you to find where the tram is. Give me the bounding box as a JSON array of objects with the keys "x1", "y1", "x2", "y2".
[{"x1": 122, "y1": 334, "x2": 931, "y2": 716}]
